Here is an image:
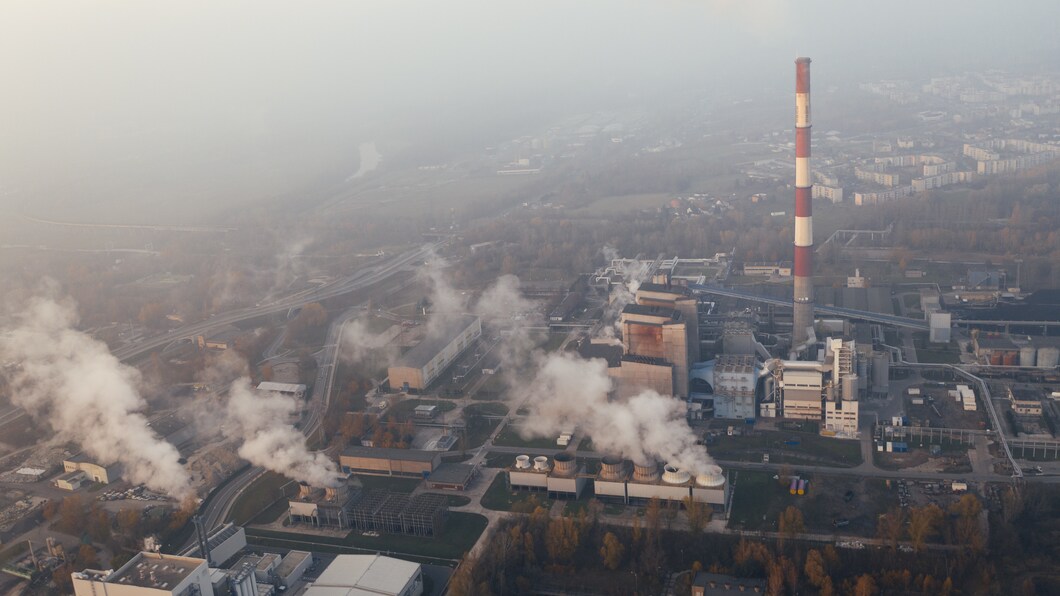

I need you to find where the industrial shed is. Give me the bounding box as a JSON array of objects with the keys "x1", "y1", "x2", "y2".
[
  {"x1": 339, "y1": 446, "x2": 440, "y2": 478},
  {"x1": 387, "y1": 315, "x2": 481, "y2": 391}
]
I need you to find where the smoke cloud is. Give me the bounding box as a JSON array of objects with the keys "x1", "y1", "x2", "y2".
[
  {"x1": 599, "y1": 247, "x2": 652, "y2": 337},
  {"x1": 515, "y1": 351, "x2": 714, "y2": 475},
  {"x1": 225, "y1": 377, "x2": 340, "y2": 487},
  {"x1": 419, "y1": 250, "x2": 470, "y2": 338},
  {"x1": 0, "y1": 294, "x2": 192, "y2": 498},
  {"x1": 339, "y1": 317, "x2": 396, "y2": 366}
]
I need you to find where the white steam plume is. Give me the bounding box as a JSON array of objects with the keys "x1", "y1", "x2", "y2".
[
  {"x1": 419, "y1": 250, "x2": 469, "y2": 338},
  {"x1": 0, "y1": 295, "x2": 192, "y2": 498},
  {"x1": 225, "y1": 378, "x2": 340, "y2": 486},
  {"x1": 516, "y1": 352, "x2": 713, "y2": 474},
  {"x1": 599, "y1": 247, "x2": 652, "y2": 336},
  {"x1": 340, "y1": 317, "x2": 396, "y2": 366}
]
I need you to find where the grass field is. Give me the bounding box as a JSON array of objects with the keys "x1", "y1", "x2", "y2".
[
  {"x1": 704, "y1": 430, "x2": 862, "y2": 468},
  {"x1": 245, "y1": 511, "x2": 488, "y2": 563},
  {"x1": 480, "y1": 473, "x2": 552, "y2": 512},
  {"x1": 228, "y1": 472, "x2": 292, "y2": 525}
]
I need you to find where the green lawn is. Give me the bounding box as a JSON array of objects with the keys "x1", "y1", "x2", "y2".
[
  {"x1": 227, "y1": 472, "x2": 293, "y2": 525},
  {"x1": 484, "y1": 451, "x2": 518, "y2": 468},
  {"x1": 244, "y1": 511, "x2": 487, "y2": 563},
  {"x1": 705, "y1": 430, "x2": 862, "y2": 468},
  {"x1": 728, "y1": 471, "x2": 777, "y2": 530},
  {"x1": 493, "y1": 425, "x2": 562, "y2": 450},
  {"x1": 465, "y1": 402, "x2": 508, "y2": 417},
  {"x1": 480, "y1": 473, "x2": 552, "y2": 512}
]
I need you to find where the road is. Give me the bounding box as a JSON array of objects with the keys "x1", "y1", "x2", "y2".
[{"x1": 110, "y1": 243, "x2": 436, "y2": 363}]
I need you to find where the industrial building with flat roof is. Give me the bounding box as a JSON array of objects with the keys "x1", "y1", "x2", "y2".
[
  {"x1": 339, "y1": 446, "x2": 440, "y2": 477},
  {"x1": 72, "y1": 552, "x2": 212, "y2": 596},
  {"x1": 508, "y1": 452, "x2": 589, "y2": 500},
  {"x1": 63, "y1": 453, "x2": 120, "y2": 484},
  {"x1": 305, "y1": 554, "x2": 424, "y2": 596},
  {"x1": 388, "y1": 315, "x2": 481, "y2": 391}
]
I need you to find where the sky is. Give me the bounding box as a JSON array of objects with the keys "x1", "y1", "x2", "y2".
[{"x1": 1, "y1": 0, "x2": 1057, "y2": 221}]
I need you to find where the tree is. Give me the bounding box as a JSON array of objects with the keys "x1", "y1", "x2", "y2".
[
  {"x1": 78, "y1": 544, "x2": 99, "y2": 568},
  {"x1": 950, "y1": 494, "x2": 985, "y2": 552},
  {"x1": 599, "y1": 532, "x2": 624, "y2": 570},
  {"x1": 683, "y1": 496, "x2": 707, "y2": 534},
  {"x1": 940, "y1": 577, "x2": 954, "y2": 596},
  {"x1": 804, "y1": 549, "x2": 827, "y2": 588},
  {"x1": 908, "y1": 504, "x2": 943, "y2": 551},
  {"x1": 545, "y1": 517, "x2": 579, "y2": 564},
  {"x1": 819, "y1": 576, "x2": 835, "y2": 596},
  {"x1": 777, "y1": 506, "x2": 805, "y2": 548},
  {"x1": 876, "y1": 507, "x2": 906, "y2": 549},
  {"x1": 854, "y1": 574, "x2": 878, "y2": 596}
]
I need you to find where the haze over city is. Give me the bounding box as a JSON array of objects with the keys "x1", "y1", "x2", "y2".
[{"x1": 0, "y1": 2, "x2": 1059, "y2": 595}]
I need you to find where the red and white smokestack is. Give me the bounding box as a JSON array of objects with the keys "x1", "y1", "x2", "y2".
[{"x1": 793, "y1": 57, "x2": 814, "y2": 347}]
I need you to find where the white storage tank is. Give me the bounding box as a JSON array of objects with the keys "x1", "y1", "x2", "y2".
[
  {"x1": 872, "y1": 352, "x2": 890, "y2": 392},
  {"x1": 1020, "y1": 346, "x2": 1037, "y2": 367},
  {"x1": 842, "y1": 374, "x2": 858, "y2": 401},
  {"x1": 1037, "y1": 346, "x2": 1059, "y2": 368},
  {"x1": 533, "y1": 456, "x2": 550, "y2": 472},
  {"x1": 515, "y1": 455, "x2": 531, "y2": 469}
]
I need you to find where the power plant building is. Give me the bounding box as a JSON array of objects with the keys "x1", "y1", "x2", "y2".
[
  {"x1": 305, "y1": 554, "x2": 424, "y2": 596},
  {"x1": 619, "y1": 304, "x2": 691, "y2": 397},
  {"x1": 388, "y1": 315, "x2": 481, "y2": 391},
  {"x1": 288, "y1": 483, "x2": 357, "y2": 528},
  {"x1": 593, "y1": 458, "x2": 728, "y2": 511},
  {"x1": 508, "y1": 452, "x2": 588, "y2": 499},
  {"x1": 63, "y1": 453, "x2": 120, "y2": 484},
  {"x1": 339, "y1": 446, "x2": 441, "y2": 477},
  {"x1": 72, "y1": 552, "x2": 212, "y2": 596}
]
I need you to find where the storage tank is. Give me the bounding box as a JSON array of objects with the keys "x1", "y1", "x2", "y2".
[
  {"x1": 842, "y1": 374, "x2": 858, "y2": 401},
  {"x1": 599, "y1": 456, "x2": 626, "y2": 480},
  {"x1": 989, "y1": 352, "x2": 1004, "y2": 365},
  {"x1": 553, "y1": 452, "x2": 576, "y2": 476},
  {"x1": 661, "y1": 464, "x2": 691, "y2": 485},
  {"x1": 532, "y1": 456, "x2": 550, "y2": 472},
  {"x1": 872, "y1": 352, "x2": 890, "y2": 392},
  {"x1": 695, "y1": 465, "x2": 725, "y2": 488},
  {"x1": 798, "y1": 479, "x2": 807, "y2": 495},
  {"x1": 1003, "y1": 352, "x2": 1019, "y2": 366},
  {"x1": 515, "y1": 455, "x2": 531, "y2": 469},
  {"x1": 1037, "y1": 347, "x2": 1059, "y2": 368},
  {"x1": 857, "y1": 358, "x2": 869, "y2": 390},
  {"x1": 1020, "y1": 346, "x2": 1036, "y2": 367},
  {"x1": 632, "y1": 461, "x2": 660, "y2": 483},
  {"x1": 789, "y1": 477, "x2": 799, "y2": 495}
]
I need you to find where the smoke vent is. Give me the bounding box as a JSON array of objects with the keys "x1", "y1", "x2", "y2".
[
  {"x1": 515, "y1": 455, "x2": 531, "y2": 469},
  {"x1": 695, "y1": 465, "x2": 726, "y2": 488},
  {"x1": 599, "y1": 456, "x2": 625, "y2": 480},
  {"x1": 533, "y1": 456, "x2": 550, "y2": 472},
  {"x1": 553, "y1": 452, "x2": 576, "y2": 476},
  {"x1": 632, "y1": 461, "x2": 660, "y2": 483},
  {"x1": 297, "y1": 482, "x2": 313, "y2": 500},
  {"x1": 662, "y1": 464, "x2": 691, "y2": 485}
]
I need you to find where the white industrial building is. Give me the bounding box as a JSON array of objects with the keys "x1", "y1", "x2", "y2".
[
  {"x1": 72, "y1": 552, "x2": 213, "y2": 596},
  {"x1": 388, "y1": 315, "x2": 481, "y2": 391},
  {"x1": 508, "y1": 452, "x2": 588, "y2": 499},
  {"x1": 304, "y1": 554, "x2": 424, "y2": 596},
  {"x1": 593, "y1": 458, "x2": 728, "y2": 511},
  {"x1": 256, "y1": 382, "x2": 307, "y2": 400},
  {"x1": 182, "y1": 523, "x2": 247, "y2": 568}
]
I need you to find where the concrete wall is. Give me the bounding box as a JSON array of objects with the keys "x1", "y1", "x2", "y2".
[{"x1": 509, "y1": 470, "x2": 548, "y2": 489}]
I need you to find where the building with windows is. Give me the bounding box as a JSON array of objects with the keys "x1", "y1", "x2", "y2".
[{"x1": 388, "y1": 315, "x2": 481, "y2": 391}]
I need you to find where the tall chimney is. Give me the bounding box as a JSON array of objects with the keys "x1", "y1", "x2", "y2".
[{"x1": 793, "y1": 57, "x2": 814, "y2": 347}]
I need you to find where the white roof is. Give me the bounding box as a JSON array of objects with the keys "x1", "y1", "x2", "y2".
[
  {"x1": 309, "y1": 554, "x2": 419, "y2": 596},
  {"x1": 256, "y1": 382, "x2": 307, "y2": 393}
]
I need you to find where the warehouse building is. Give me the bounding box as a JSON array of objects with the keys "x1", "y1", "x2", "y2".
[
  {"x1": 424, "y1": 462, "x2": 477, "y2": 491},
  {"x1": 339, "y1": 446, "x2": 440, "y2": 478},
  {"x1": 63, "y1": 453, "x2": 120, "y2": 484},
  {"x1": 305, "y1": 554, "x2": 424, "y2": 596},
  {"x1": 388, "y1": 315, "x2": 481, "y2": 391}
]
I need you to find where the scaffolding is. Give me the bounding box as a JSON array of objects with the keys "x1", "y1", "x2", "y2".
[
  {"x1": 347, "y1": 490, "x2": 449, "y2": 537},
  {"x1": 402, "y1": 493, "x2": 448, "y2": 537}
]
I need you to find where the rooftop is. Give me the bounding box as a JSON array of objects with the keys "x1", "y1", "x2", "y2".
[
  {"x1": 308, "y1": 554, "x2": 420, "y2": 596},
  {"x1": 427, "y1": 463, "x2": 476, "y2": 485},
  {"x1": 98, "y1": 552, "x2": 205, "y2": 590},
  {"x1": 621, "y1": 354, "x2": 672, "y2": 367},
  {"x1": 396, "y1": 315, "x2": 480, "y2": 369},
  {"x1": 637, "y1": 282, "x2": 694, "y2": 297},
  {"x1": 578, "y1": 341, "x2": 623, "y2": 367},
  {"x1": 716, "y1": 354, "x2": 756, "y2": 374},
  {"x1": 256, "y1": 381, "x2": 307, "y2": 394},
  {"x1": 976, "y1": 335, "x2": 1017, "y2": 350},
  {"x1": 275, "y1": 551, "x2": 312, "y2": 578},
  {"x1": 341, "y1": 445, "x2": 441, "y2": 463},
  {"x1": 622, "y1": 303, "x2": 680, "y2": 320}
]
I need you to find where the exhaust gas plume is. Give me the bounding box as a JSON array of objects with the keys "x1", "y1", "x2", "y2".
[
  {"x1": 0, "y1": 295, "x2": 192, "y2": 498},
  {"x1": 225, "y1": 378, "x2": 339, "y2": 487},
  {"x1": 516, "y1": 352, "x2": 713, "y2": 474}
]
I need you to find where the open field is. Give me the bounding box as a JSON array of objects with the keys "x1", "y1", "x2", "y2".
[
  {"x1": 480, "y1": 473, "x2": 552, "y2": 512},
  {"x1": 228, "y1": 472, "x2": 291, "y2": 525},
  {"x1": 703, "y1": 428, "x2": 862, "y2": 468}
]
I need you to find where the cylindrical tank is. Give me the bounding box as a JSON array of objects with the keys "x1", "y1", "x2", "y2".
[
  {"x1": 632, "y1": 461, "x2": 660, "y2": 483},
  {"x1": 695, "y1": 465, "x2": 725, "y2": 488},
  {"x1": 1003, "y1": 352, "x2": 1019, "y2": 366},
  {"x1": 1020, "y1": 346, "x2": 1037, "y2": 367},
  {"x1": 1038, "y1": 347, "x2": 1060, "y2": 368},
  {"x1": 532, "y1": 456, "x2": 550, "y2": 472},
  {"x1": 553, "y1": 452, "x2": 576, "y2": 476},
  {"x1": 662, "y1": 464, "x2": 691, "y2": 485},
  {"x1": 857, "y1": 358, "x2": 869, "y2": 390},
  {"x1": 990, "y1": 352, "x2": 1004, "y2": 365},
  {"x1": 797, "y1": 479, "x2": 807, "y2": 495},
  {"x1": 789, "y1": 477, "x2": 798, "y2": 495},
  {"x1": 515, "y1": 455, "x2": 531, "y2": 469},
  {"x1": 872, "y1": 352, "x2": 890, "y2": 392},
  {"x1": 842, "y1": 374, "x2": 858, "y2": 401},
  {"x1": 600, "y1": 456, "x2": 625, "y2": 480}
]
